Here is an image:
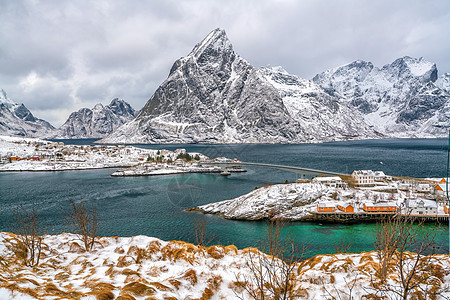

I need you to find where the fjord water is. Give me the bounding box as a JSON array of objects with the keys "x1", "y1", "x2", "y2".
[{"x1": 0, "y1": 138, "x2": 448, "y2": 256}]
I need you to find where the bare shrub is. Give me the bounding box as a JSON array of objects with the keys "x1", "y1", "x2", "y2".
[
  {"x1": 334, "y1": 234, "x2": 352, "y2": 254},
  {"x1": 194, "y1": 215, "x2": 214, "y2": 246},
  {"x1": 370, "y1": 215, "x2": 448, "y2": 299},
  {"x1": 65, "y1": 199, "x2": 98, "y2": 252},
  {"x1": 9, "y1": 205, "x2": 44, "y2": 267},
  {"x1": 235, "y1": 219, "x2": 308, "y2": 300}
]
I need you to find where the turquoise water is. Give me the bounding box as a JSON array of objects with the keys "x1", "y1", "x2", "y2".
[{"x1": 1, "y1": 138, "x2": 448, "y2": 256}]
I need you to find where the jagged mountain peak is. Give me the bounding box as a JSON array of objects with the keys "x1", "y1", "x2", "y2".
[
  {"x1": 101, "y1": 29, "x2": 380, "y2": 144},
  {"x1": 313, "y1": 56, "x2": 449, "y2": 137},
  {"x1": 189, "y1": 28, "x2": 231, "y2": 57},
  {"x1": 52, "y1": 98, "x2": 137, "y2": 139},
  {"x1": 382, "y1": 56, "x2": 437, "y2": 82},
  {"x1": 436, "y1": 73, "x2": 450, "y2": 92},
  {"x1": 169, "y1": 28, "x2": 236, "y2": 77},
  {"x1": 0, "y1": 89, "x2": 54, "y2": 137},
  {"x1": 93, "y1": 103, "x2": 104, "y2": 111},
  {"x1": 0, "y1": 89, "x2": 16, "y2": 106}
]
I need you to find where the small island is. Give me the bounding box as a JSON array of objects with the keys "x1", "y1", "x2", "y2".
[
  {"x1": 190, "y1": 172, "x2": 449, "y2": 223},
  {"x1": 0, "y1": 135, "x2": 245, "y2": 176}
]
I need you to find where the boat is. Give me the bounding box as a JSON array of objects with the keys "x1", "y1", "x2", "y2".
[{"x1": 220, "y1": 171, "x2": 231, "y2": 176}]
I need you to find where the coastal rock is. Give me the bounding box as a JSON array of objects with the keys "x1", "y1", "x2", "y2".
[
  {"x1": 51, "y1": 98, "x2": 137, "y2": 139},
  {"x1": 0, "y1": 89, "x2": 55, "y2": 137},
  {"x1": 101, "y1": 29, "x2": 380, "y2": 144}
]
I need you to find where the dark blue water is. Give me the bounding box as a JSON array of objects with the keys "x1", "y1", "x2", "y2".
[{"x1": 1, "y1": 138, "x2": 448, "y2": 256}]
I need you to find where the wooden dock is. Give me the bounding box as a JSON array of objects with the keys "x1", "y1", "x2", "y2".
[{"x1": 305, "y1": 211, "x2": 449, "y2": 224}]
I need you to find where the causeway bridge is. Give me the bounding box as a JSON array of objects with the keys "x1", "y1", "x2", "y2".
[{"x1": 201, "y1": 161, "x2": 348, "y2": 177}]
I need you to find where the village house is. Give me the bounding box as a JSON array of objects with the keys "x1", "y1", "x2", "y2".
[
  {"x1": 405, "y1": 199, "x2": 438, "y2": 215},
  {"x1": 312, "y1": 176, "x2": 348, "y2": 188},
  {"x1": 351, "y1": 170, "x2": 375, "y2": 186},
  {"x1": 424, "y1": 177, "x2": 447, "y2": 185},
  {"x1": 337, "y1": 202, "x2": 354, "y2": 213},
  {"x1": 374, "y1": 171, "x2": 387, "y2": 181},
  {"x1": 362, "y1": 201, "x2": 397, "y2": 213},
  {"x1": 316, "y1": 202, "x2": 336, "y2": 212},
  {"x1": 415, "y1": 183, "x2": 433, "y2": 193},
  {"x1": 434, "y1": 183, "x2": 448, "y2": 196}
]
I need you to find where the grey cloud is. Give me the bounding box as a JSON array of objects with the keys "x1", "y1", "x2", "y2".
[{"x1": 0, "y1": 0, "x2": 449, "y2": 127}]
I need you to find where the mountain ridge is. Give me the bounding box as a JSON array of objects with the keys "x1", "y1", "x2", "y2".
[
  {"x1": 100, "y1": 28, "x2": 382, "y2": 144},
  {"x1": 50, "y1": 98, "x2": 137, "y2": 139},
  {"x1": 0, "y1": 89, "x2": 55, "y2": 137}
]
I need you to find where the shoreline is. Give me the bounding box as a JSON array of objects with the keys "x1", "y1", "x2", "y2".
[{"x1": 187, "y1": 207, "x2": 450, "y2": 224}]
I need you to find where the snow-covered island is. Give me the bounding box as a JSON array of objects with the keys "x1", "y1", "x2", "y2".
[{"x1": 191, "y1": 174, "x2": 449, "y2": 222}]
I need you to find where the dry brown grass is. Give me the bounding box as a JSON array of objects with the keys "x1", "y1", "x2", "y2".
[
  {"x1": 87, "y1": 288, "x2": 115, "y2": 300},
  {"x1": 168, "y1": 279, "x2": 181, "y2": 290},
  {"x1": 54, "y1": 271, "x2": 70, "y2": 281},
  {"x1": 115, "y1": 246, "x2": 125, "y2": 254},
  {"x1": 200, "y1": 287, "x2": 214, "y2": 300},
  {"x1": 116, "y1": 294, "x2": 136, "y2": 300},
  {"x1": 182, "y1": 269, "x2": 198, "y2": 286},
  {"x1": 298, "y1": 254, "x2": 324, "y2": 273},
  {"x1": 120, "y1": 282, "x2": 156, "y2": 297},
  {"x1": 117, "y1": 255, "x2": 134, "y2": 267},
  {"x1": 147, "y1": 240, "x2": 162, "y2": 254},
  {"x1": 149, "y1": 281, "x2": 172, "y2": 291},
  {"x1": 224, "y1": 245, "x2": 238, "y2": 255},
  {"x1": 359, "y1": 252, "x2": 375, "y2": 264},
  {"x1": 207, "y1": 245, "x2": 225, "y2": 259},
  {"x1": 69, "y1": 241, "x2": 85, "y2": 253},
  {"x1": 43, "y1": 282, "x2": 70, "y2": 297}
]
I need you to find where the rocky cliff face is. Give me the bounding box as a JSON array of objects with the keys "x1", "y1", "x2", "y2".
[
  {"x1": 52, "y1": 98, "x2": 137, "y2": 139},
  {"x1": 101, "y1": 29, "x2": 380, "y2": 144},
  {"x1": 0, "y1": 89, "x2": 55, "y2": 137},
  {"x1": 313, "y1": 57, "x2": 450, "y2": 137}
]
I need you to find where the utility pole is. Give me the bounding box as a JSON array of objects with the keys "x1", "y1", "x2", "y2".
[{"x1": 447, "y1": 129, "x2": 449, "y2": 253}]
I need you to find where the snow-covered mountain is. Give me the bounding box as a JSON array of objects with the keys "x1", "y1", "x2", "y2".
[
  {"x1": 313, "y1": 57, "x2": 450, "y2": 137},
  {"x1": 0, "y1": 89, "x2": 55, "y2": 137},
  {"x1": 101, "y1": 28, "x2": 380, "y2": 144},
  {"x1": 52, "y1": 98, "x2": 137, "y2": 139}
]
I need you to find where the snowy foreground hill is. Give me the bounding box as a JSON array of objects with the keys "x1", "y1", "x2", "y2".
[{"x1": 1, "y1": 232, "x2": 450, "y2": 299}]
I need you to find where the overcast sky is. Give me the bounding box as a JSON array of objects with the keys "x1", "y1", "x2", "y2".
[{"x1": 1, "y1": 0, "x2": 449, "y2": 127}]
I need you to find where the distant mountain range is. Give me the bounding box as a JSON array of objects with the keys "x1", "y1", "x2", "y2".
[
  {"x1": 0, "y1": 89, "x2": 55, "y2": 137},
  {"x1": 313, "y1": 57, "x2": 450, "y2": 137},
  {"x1": 2, "y1": 28, "x2": 449, "y2": 142},
  {"x1": 0, "y1": 92, "x2": 137, "y2": 139},
  {"x1": 50, "y1": 99, "x2": 137, "y2": 139},
  {"x1": 101, "y1": 28, "x2": 449, "y2": 143}
]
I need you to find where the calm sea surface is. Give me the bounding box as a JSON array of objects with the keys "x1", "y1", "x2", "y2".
[{"x1": 0, "y1": 138, "x2": 448, "y2": 256}]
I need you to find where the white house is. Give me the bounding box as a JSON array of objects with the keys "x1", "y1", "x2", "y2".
[
  {"x1": 351, "y1": 170, "x2": 375, "y2": 186},
  {"x1": 416, "y1": 183, "x2": 433, "y2": 193},
  {"x1": 312, "y1": 176, "x2": 348, "y2": 188},
  {"x1": 374, "y1": 171, "x2": 386, "y2": 181},
  {"x1": 405, "y1": 199, "x2": 438, "y2": 215}
]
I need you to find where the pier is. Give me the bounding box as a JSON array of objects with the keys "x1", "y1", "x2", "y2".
[{"x1": 305, "y1": 211, "x2": 449, "y2": 224}]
